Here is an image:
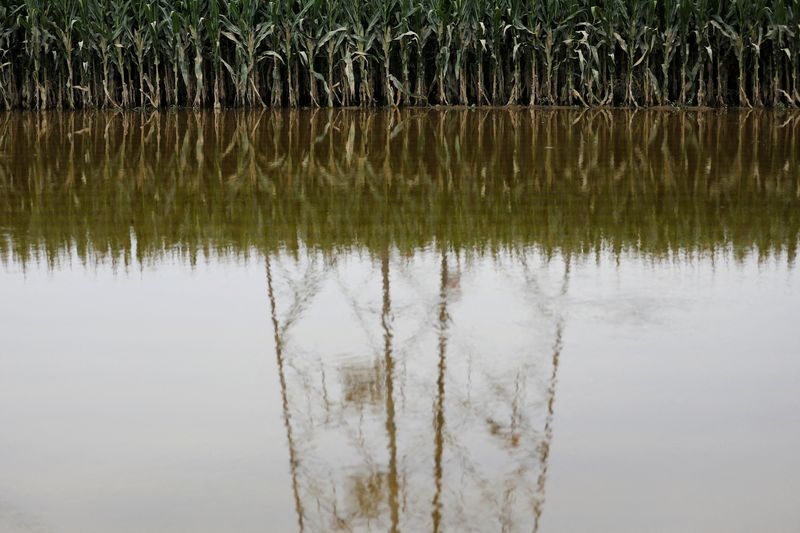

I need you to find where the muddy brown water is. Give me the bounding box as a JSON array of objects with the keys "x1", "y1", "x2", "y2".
[{"x1": 1, "y1": 109, "x2": 799, "y2": 533}]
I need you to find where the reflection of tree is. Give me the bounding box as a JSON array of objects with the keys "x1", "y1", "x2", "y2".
[
  {"x1": 264, "y1": 249, "x2": 395, "y2": 532},
  {"x1": 264, "y1": 245, "x2": 575, "y2": 532},
  {"x1": 382, "y1": 250, "x2": 400, "y2": 533},
  {"x1": 349, "y1": 471, "x2": 386, "y2": 521},
  {"x1": 432, "y1": 251, "x2": 448, "y2": 533},
  {"x1": 266, "y1": 254, "x2": 305, "y2": 532},
  {"x1": 532, "y1": 254, "x2": 570, "y2": 533},
  {"x1": 340, "y1": 360, "x2": 384, "y2": 408}
]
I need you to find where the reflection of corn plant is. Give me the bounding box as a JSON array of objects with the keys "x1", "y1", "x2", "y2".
[{"x1": 2, "y1": 110, "x2": 800, "y2": 264}]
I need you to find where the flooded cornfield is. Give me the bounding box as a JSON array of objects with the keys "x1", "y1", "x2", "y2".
[{"x1": 1, "y1": 109, "x2": 799, "y2": 533}]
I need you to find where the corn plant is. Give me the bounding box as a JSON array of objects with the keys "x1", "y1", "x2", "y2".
[
  {"x1": 1, "y1": 3, "x2": 20, "y2": 108},
  {"x1": 1, "y1": 0, "x2": 799, "y2": 109},
  {"x1": 220, "y1": 0, "x2": 271, "y2": 106}
]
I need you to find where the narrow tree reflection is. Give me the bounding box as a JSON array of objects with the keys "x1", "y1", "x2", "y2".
[
  {"x1": 532, "y1": 254, "x2": 570, "y2": 533},
  {"x1": 382, "y1": 250, "x2": 400, "y2": 533},
  {"x1": 432, "y1": 251, "x2": 449, "y2": 533},
  {"x1": 266, "y1": 255, "x2": 306, "y2": 531}
]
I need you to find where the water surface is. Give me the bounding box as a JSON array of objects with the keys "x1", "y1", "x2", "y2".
[{"x1": 1, "y1": 110, "x2": 799, "y2": 533}]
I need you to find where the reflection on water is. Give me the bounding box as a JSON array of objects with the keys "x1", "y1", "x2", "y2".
[
  {"x1": 263, "y1": 246, "x2": 569, "y2": 532},
  {"x1": 0, "y1": 110, "x2": 799, "y2": 533},
  {"x1": 1, "y1": 109, "x2": 799, "y2": 266}
]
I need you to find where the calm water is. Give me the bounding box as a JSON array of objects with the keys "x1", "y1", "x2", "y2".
[{"x1": 1, "y1": 109, "x2": 799, "y2": 533}]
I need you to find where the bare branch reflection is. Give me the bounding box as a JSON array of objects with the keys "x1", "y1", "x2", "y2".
[{"x1": 263, "y1": 244, "x2": 575, "y2": 532}]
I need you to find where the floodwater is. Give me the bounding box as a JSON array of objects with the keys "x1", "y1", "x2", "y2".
[{"x1": 1, "y1": 109, "x2": 799, "y2": 533}]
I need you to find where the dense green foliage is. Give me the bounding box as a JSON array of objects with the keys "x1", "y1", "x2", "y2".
[
  {"x1": 0, "y1": 0, "x2": 799, "y2": 108},
  {"x1": 2, "y1": 109, "x2": 798, "y2": 266}
]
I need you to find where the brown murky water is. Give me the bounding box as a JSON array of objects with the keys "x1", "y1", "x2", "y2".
[{"x1": 1, "y1": 110, "x2": 799, "y2": 533}]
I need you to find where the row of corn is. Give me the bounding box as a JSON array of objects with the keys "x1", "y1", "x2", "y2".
[{"x1": 1, "y1": 0, "x2": 799, "y2": 109}]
